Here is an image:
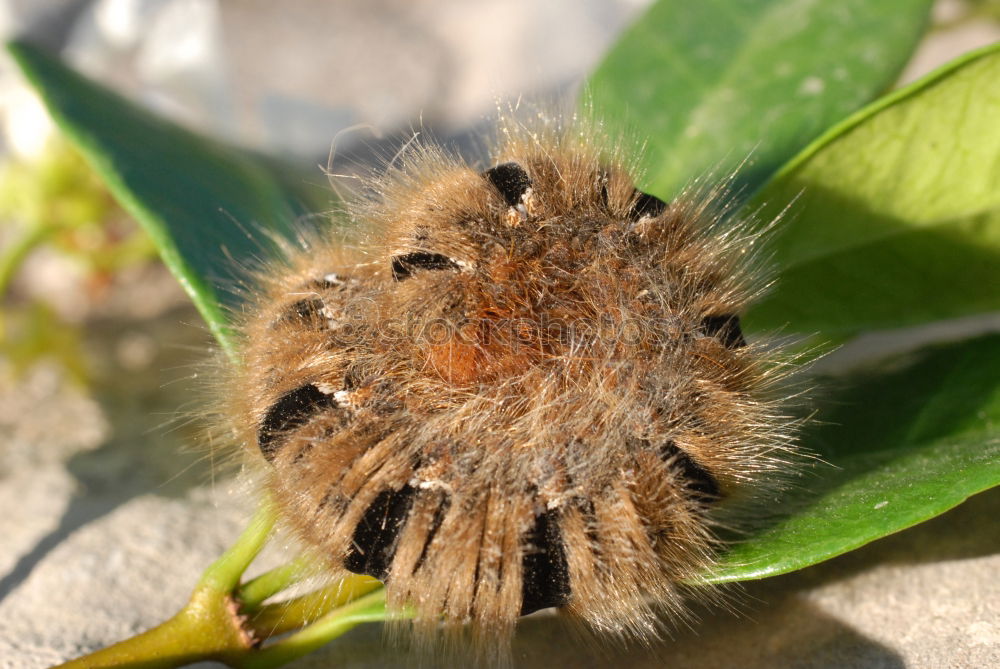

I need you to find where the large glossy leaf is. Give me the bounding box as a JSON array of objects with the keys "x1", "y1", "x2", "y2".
[
  {"x1": 709, "y1": 333, "x2": 1000, "y2": 582},
  {"x1": 7, "y1": 40, "x2": 331, "y2": 352},
  {"x1": 587, "y1": 0, "x2": 932, "y2": 202},
  {"x1": 746, "y1": 43, "x2": 1000, "y2": 337}
]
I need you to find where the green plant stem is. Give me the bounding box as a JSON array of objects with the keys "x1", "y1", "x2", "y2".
[
  {"x1": 239, "y1": 590, "x2": 396, "y2": 669},
  {"x1": 200, "y1": 498, "x2": 278, "y2": 593},
  {"x1": 54, "y1": 500, "x2": 278, "y2": 668},
  {"x1": 238, "y1": 555, "x2": 315, "y2": 610},
  {"x1": 54, "y1": 496, "x2": 395, "y2": 669},
  {"x1": 249, "y1": 576, "x2": 384, "y2": 637},
  {"x1": 0, "y1": 221, "x2": 54, "y2": 297},
  {"x1": 53, "y1": 586, "x2": 253, "y2": 669}
]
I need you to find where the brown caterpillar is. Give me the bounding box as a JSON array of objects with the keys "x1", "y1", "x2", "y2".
[{"x1": 226, "y1": 114, "x2": 800, "y2": 658}]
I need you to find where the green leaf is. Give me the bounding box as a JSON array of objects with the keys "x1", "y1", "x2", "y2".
[
  {"x1": 7, "y1": 39, "x2": 330, "y2": 352},
  {"x1": 747, "y1": 42, "x2": 1000, "y2": 337},
  {"x1": 587, "y1": 0, "x2": 932, "y2": 201},
  {"x1": 710, "y1": 333, "x2": 1000, "y2": 583}
]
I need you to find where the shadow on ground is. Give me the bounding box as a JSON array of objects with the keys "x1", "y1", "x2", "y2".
[{"x1": 0, "y1": 303, "x2": 214, "y2": 603}]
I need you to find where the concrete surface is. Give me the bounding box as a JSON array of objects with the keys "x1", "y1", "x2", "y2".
[{"x1": 0, "y1": 1, "x2": 998, "y2": 667}]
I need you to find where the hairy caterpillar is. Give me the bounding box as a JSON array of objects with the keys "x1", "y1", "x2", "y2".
[{"x1": 225, "y1": 113, "x2": 800, "y2": 659}]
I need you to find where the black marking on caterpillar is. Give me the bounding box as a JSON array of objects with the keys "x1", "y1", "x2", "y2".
[
  {"x1": 701, "y1": 314, "x2": 747, "y2": 348},
  {"x1": 483, "y1": 162, "x2": 532, "y2": 206},
  {"x1": 278, "y1": 297, "x2": 326, "y2": 325},
  {"x1": 391, "y1": 252, "x2": 461, "y2": 281},
  {"x1": 344, "y1": 485, "x2": 416, "y2": 580},
  {"x1": 631, "y1": 190, "x2": 668, "y2": 219},
  {"x1": 659, "y1": 440, "x2": 722, "y2": 501},
  {"x1": 257, "y1": 384, "x2": 338, "y2": 461},
  {"x1": 520, "y1": 508, "x2": 571, "y2": 615}
]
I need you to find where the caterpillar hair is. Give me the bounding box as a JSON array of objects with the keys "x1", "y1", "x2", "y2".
[{"x1": 222, "y1": 111, "x2": 803, "y2": 662}]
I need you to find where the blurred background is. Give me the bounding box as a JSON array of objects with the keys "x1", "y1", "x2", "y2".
[{"x1": 0, "y1": 1, "x2": 998, "y2": 667}]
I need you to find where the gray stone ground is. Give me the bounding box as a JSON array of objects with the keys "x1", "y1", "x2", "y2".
[{"x1": 0, "y1": 1, "x2": 998, "y2": 667}]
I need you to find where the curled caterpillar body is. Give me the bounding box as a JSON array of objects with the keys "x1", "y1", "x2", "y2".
[{"x1": 228, "y1": 116, "x2": 800, "y2": 654}]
